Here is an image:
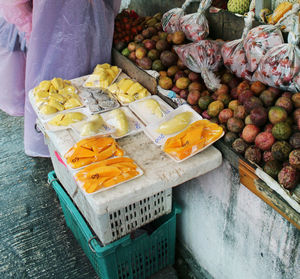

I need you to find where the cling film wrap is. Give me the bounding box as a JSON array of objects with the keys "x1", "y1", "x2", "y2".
[
  {"x1": 253, "y1": 15, "x2": 300, "y2": 92},
  {"x1": 174, "y1": 40, "x2": 223, "y2": 90},
  {"x1": 161, "y1": 0, "x2": 195, "y2": 33},
  {"x1": 221, "y1": 12, "x2": 254, "y2": 80},
  {"x1": 179, "y1": 0, "x2": 211, "y2": 42}
]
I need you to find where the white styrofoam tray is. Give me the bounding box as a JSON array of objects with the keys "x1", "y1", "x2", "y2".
[
  {"x1": 144, "y1": 104, "x2": 202, "y2": 146},
  {"x1": 101, "y1": 106, "x2": 144, "y2": 139},
  {"x1": 128, "y1": 95, "x2": 174, "y2": 125}
]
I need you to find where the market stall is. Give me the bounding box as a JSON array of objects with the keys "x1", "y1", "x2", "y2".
[{"x1": 33, "y1": 0, "x2": 300, "y2": 278}]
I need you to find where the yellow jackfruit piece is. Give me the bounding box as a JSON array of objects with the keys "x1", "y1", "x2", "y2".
[
  {"x1": 156, "y1": 112, "x2": 193, "y2": 135},
  {"x1": 49, "y1": 93, "x2": 66, "y2": 103},
  {"x1": 110, "y1": 109, "x2": 129, "y2": 137},
  {"x1": 49, "y1": 85, "x2": 58, "y2": 95},
  {"x1": 64, "y1": 98, "x2": 82, "y2": 110},
  {"x1": 80, "y1": 115, "x2": 104, "y2": 137},
  {"x1": 117, "y1": 93, "x2": 135, "y2": 104},
  {"x1": 117, "y1": 79, "x2": 135, "y2": 93},
  {"x1": 127, "y1": 82, "x2": 144, "y2": 96},
  {"x1": 141, "y1": 99, "x2": 163, "y2": 118},
  {"x1": 48, "y1": 99, "x2": 65, "y2": 111},
  {"x1": 39, "y1": 104, "x2": 58, "y2": 115},
  {"x1": 99, "y1": 79, "x2": 110, "y2": 89},
  {"x1": 107, "y1": 83, "x2": 119, "y2": 94},
  {"x1": 51, "y1": 77, "x2": 64, "y2": 91},
  {"x1": 111, "y1": 66, "x2": 119, "y2": 75},
  {"x1": 137, "y1": 88, "x2": 149, "y2": 99},
  {"x1": 106, "y1": 69, "x2": 117, "y2": 79},
  {"x1": 48, "y1": 112, "x2": 86, "y2": 126},
  {"x1": 38, "y1": 80, "x2": 51, "y2": 91},
  {"x1": 64, "y1": 80, "x2": 71, "y2": 85},
  {"x1": 34, "y1": 90, "x2": 49, "y2": 99}
]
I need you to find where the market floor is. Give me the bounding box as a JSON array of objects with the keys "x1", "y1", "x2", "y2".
[{"x1": 0, "y1": 110, "x2": 180, "y2": 279}]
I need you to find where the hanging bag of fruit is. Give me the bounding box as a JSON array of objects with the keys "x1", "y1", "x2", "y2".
[
  {"x1": 242, "y1": 5, "x2": 299, "y2": 73},
  {"x1": 221, "y1": 12, "x2": 254, "y2": 81},
  {"x1": 253, "y1": 12, "x2": 300, "y2": 92},
  {"x1": 161, "y1": 0, "x2": 196, "y2": 33},
  {"x1": 174, "y1": 40, "x2": 223, "y2": 90},
  {"x1": 179, "y1": 0, "x2": 212, "y2": 42}
]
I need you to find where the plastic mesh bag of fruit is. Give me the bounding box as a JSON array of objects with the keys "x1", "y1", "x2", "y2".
[
  {"x1": 242, "y1": 10, "x2": 297, "y2": 73},
  {"x1": 174, "y1": 40, "x2": 223, "y2": 90},
  {"x1": 161, "y1": 0, "x2": 196, "y2": 33},
  {"x1": 253, "y1": 15, "x2": 300, "y2": 92},
  {"x1": 221, "y1": 12, "x2": 254, "y2": 80},
  {"x1": 179, "y1": 0, "x2": 212, "y2": 42}
]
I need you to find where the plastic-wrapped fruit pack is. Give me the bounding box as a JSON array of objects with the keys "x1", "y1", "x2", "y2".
[
  {"x1": 243, "y1": 24, "x2": 284, "y2": 72},
  {"x1": 174, "y1": 40, "x2": 223, "y2": 90},
  {"x1": 253, "y1": 15, "x2": 300, "y2": 92},
  {"x1": 179, "y1": 0, "x2": 212, "y2": 42},
  {"x1": 221, "y1": 12, "x2": 254, "y2": 80},
  {"x1": 161, "y1": 0, "x2": 194, "y2": 33}
]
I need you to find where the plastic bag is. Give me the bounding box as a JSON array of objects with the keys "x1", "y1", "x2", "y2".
[
  {"x1": 253, "y1": 15, "x2": 300, "y2": 92},
  {"x1": 221, "y1": 12, "x2": 254, "y2": 80},
  {"x1": 0, "y1": 0, "x2": 32, "y2": 43},
  {"x1": 161, "y1": 0, "x2": 195, "y2": 33},
  {"x1": 179, "y1": 0, "x2": 211, "y2": 42},
  {"x1": 174, "y1": 40, "x2": 223, "y2": 90},
  {"x1": 24, "y1": 0, "x2": 121, "y2": 157}
]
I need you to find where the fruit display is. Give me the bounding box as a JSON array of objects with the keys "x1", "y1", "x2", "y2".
[
  {"x1": 33, "y1": 78, "x2": 82, "y2": 115},
  {"x1": 253, "y1": 16, "x2": 300, "y2": 92},
  {"x1": 156, "y1": 111, "x2": 193, "y2": 135},
  {"x1": 74, "y1": 157, "x2": 140, "y2": 194},
  {"x1": 84, "y1": 64, "x2": 120, "y2": 89},
  {"x1": 47, "y1": 112, "x2": 87, "y2": 127},
  {"x1": 221, "y1": 12, "x2": 254, "y2": 80},
  {"x1": 179, "y1": 0, "x2": 211, "y2": 42},
  {"x1": 64, "y1": 136, "x2": 124, "y2": 169},
  {"x1": 80, "y1": 88, "x2": 119, "y2": 113},
  {"x1": 108, "y1": 78, "x2": 149, "y2": 104},
  {"x1": 163, "y1": 119, "x2": 223, "y2": 161}
]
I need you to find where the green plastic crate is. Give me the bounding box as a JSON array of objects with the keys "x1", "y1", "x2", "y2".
[{"x1": 48, "y1": 171, "x2": 181, "y2": 279}]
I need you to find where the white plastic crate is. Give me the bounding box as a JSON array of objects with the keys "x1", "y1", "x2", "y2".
[{"x1": 47, "y1": 139, "x2": 172, "y2": 245}]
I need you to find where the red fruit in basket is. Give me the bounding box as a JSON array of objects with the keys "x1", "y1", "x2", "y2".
[
  {"x1": 188, "y1": 72, "x2": 200, "y2": 82},
  {"x1": 215, "y1": 84, "x2": 229, "y2": 96},
  {"x1": 292, "y1": 93, "x2": 300, "y2": 108},
  {"x1": 282, "y1": 92, "x2": 292, "y2": 99},
  {"x1": 238, "y1": 90, "x2": 253, "y2": 104},
  {"x1": 151, "y1": 35, "x2": 160, "y2": 42},
  {"x1": 142, "y1": 29, "x2": 151, "y2": 38},
  {"x1": 227, "y1": 117, "x2": 244, "y2": 133},
  {"x1": 174, "y1": 71, "x2": 186, "y2": 81},
  {"x1": 135, "y1": 47, "x2": 147, "y2": 59},
  {"x1": 264, "y1": 123, "x2": 273, "y2": 133},
  {"x1": 218, "y1": 109, "x2": 233, "y2": 124},
  {"x1": 167, "y1": 65, "x2": 180, "y2": 77},
  {"x1": 250, "y1": 106, "x2": 267, "y2": 127},
  {"x1": 201, "y1": 90, "x2": 210, "y2": 97},
  {"x1": 228, "y1": 77, "x2": 240, "y2": 89},
  {"x1": 278, "y1": 165, "x2": 299, "y2": 190},
  {"x1": 289, "y1": 149, "x2": 300, "y2": 170},
  {"x1": 263, "y1": 151, "x2": 274, "y2": 163},
  {"x1": 137, "y1": 57, "x2": 152, "y2": 70},
  {"x1": 221, "y1": 72, "x2": 234, "y2": 84},
  {"x1": 234, "y1": 105, "x2": 246, "y2": 120},
  {"x1": 255, "y1": 132, "x2": 275, "y2": 151},
  {"x1": 250, "y1": 81, "x2": 266, "y2": 96},
  {"x1": 147, "y1": 49, "x2": 160, "y2": 61},
  {"x1": 166, "y1": 33, "x2": 173, "y2": 44},
  {"x1": 187, "y1": 90, "x2": 201, "y2": 105},
  {"x1": 171, "y1": 85, "x2": 181, "y2": 94},
  {"x1": 128, "y1": 42, "x2": 137, "y2": 52},
  {"x1": 179, "y1": 89, "x2": 189, "y2": 99},
  {"x1": 268, "y1": 106, "x2": 288, "y2": 124},
  {"x1": 275, "y1": 97, "x2": 293, "y2": 114},
  {"x1": 237, "y1": 81, "x2": 250, "y2": 95},
  {"x1": 128, "y1": 51, "x2": 137, "y2": 62},
  {"x1": 232, "y1": 138, "x2": 248, "y2": 154},
  {"x1": 156, "y1": 40, "x2": 170, "y2": 51},
  {"x1": 289, "y1": 132, "x2": 300, "y2": 149},
  {"x1": 230, "y1": 87, "x2": 238, "y2": 99},
  {"x1": 144, "y1": 40, "x2": 156, "y2": 50},
  {"x1": 242, "y1": 124, "x2": 260, "y2": 143},
  {"x1": 245, "y1": 146, "x2": 262, "y2": 164},
  {"x1": 202, "y1": 110, "x2": 211, "y2": 119},
  {"x1": 176, "y1": 77, "x2": 191, "y2": 90},
  {"x1": 172, "y1": 31, "x2": 185, "y2": 45},
  {"x1": 177, "y1": 59, "x2": 186, "y2": 70},
  {"x1": 244, "y1": 96, "x2": 263, "y2": 114},
  {"x1": 189, "y1": 82, "x2": 203, "y2": 92},
  {"x1": 259, "y1": 90, "x2": 276, "y2": 107},
  {"x1": 268, "y1": 87, "x2": 281, "y2": 98},
  {"x1": 228, "y1": 100, "x2": 239, "y2": 111},
  {"x1": 160, "y1": 51, "x2": 178, "y2": 68}
]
